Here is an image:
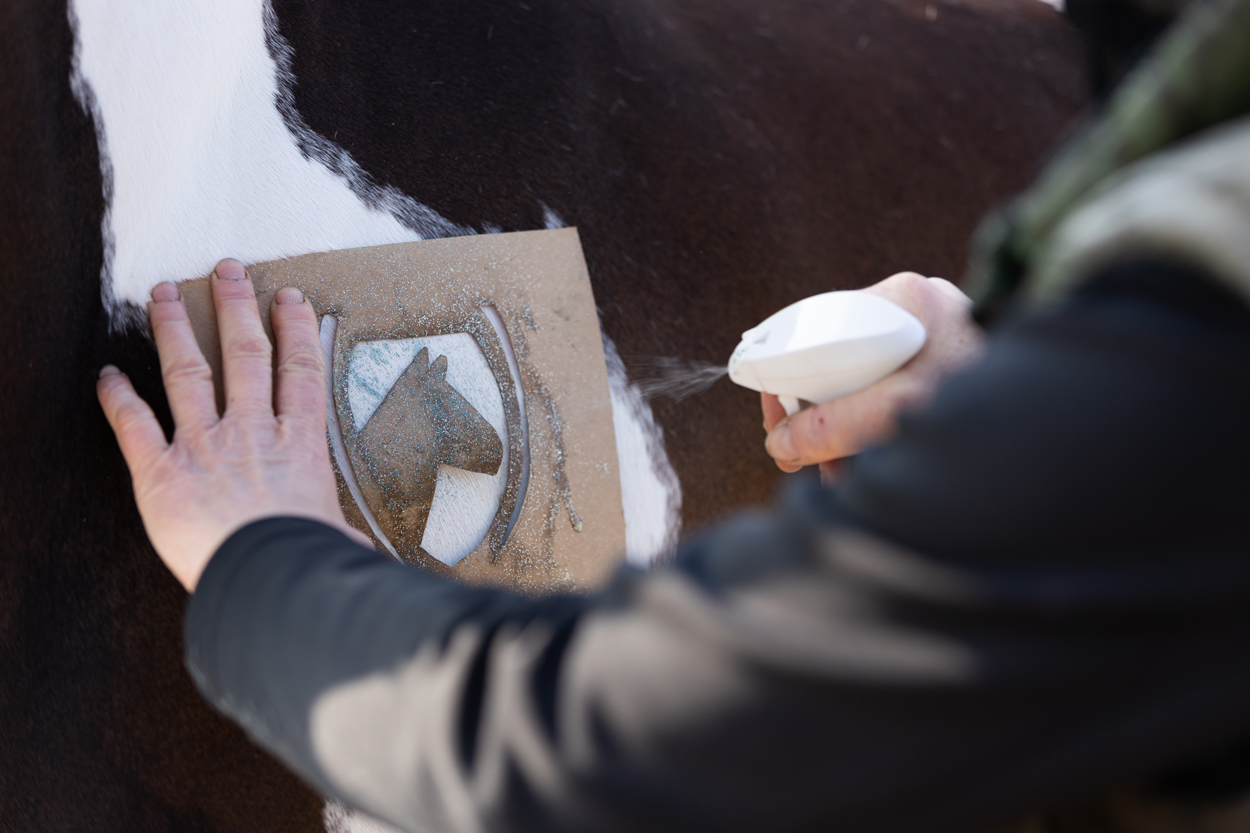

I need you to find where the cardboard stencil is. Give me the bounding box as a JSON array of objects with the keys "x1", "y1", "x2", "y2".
[{"x1": 180, "y1": 229, "x2": 625, "y2": 593}]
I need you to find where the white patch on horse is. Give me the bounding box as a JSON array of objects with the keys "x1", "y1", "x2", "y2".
[
  {"x1": 67, "y1": 0, "x2": 469, "y2": 326},
  {"x1": 603, "y1": 334, "x2": 682, "y2": 566},
  {"x1": 348, "y1": 335, "x2": 508, "y2": 566},
  {"x1": 540, "y1": 202, "x2": 567, "y2": 230},
  {"x1": 322, "y1": 801, "x2": 413, "y2": 833}
]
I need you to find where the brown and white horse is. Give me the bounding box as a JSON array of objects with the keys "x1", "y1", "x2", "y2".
[{"x1": 0, "y1": 0, "x2": 1086, "y2": 829}]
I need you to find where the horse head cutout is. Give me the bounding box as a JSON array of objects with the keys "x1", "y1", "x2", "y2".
[{"x1": 355, "y1": 346, "x2": 504, "y2": 557}]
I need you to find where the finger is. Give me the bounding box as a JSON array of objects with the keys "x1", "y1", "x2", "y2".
[
  {"x1": 765, "y1": 417, "x2": 803, "y2": 472},
  {"x1": 879, "y1": 271, "x2": 927, "y2": 283},
  {"x1": 765, "y1": 411, "x2": 806, "y2": 466},
  {"x1": 212, "y1": 259, "x2": 273, "y2": 416},
  {"x1": 97, "y1": 365, "x2": 168, "y2": 474},
  {"x1": 927, "y1": 277, "x2": 972, "y2": 304},
  {"x1": 148, "y1": 282, "x2": 219, "y2": 428},
  {"x1": 773, "y1": 457, "x2": 803, "y2": 474},
  {"x1": 270, "y1": 288, "x2": 326, "y2": 422},
  {"x1": 761, "y1": 393, "x2": 788, "y2": 433},
  {"x1": 863, "y1": 272, "x2": 928, "y2": 319},
  {"x1": 765, "y1": 401, "x2": 852, "y2": 468}
]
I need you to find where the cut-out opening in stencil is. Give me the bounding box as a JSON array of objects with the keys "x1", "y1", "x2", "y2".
[
  {"x1": 347, "y1": 333, "x2": 507, "y2": 566},
  {"x1": 481, "y1": 304, "x2": 530, "y2": 542},
  {"x1": 330, "y1": 301, "x2": 528, "y2": 571}
]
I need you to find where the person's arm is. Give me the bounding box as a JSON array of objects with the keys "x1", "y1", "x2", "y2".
[{"x1": 164, "y1": 261, "x2": 1250, "y2": 832}]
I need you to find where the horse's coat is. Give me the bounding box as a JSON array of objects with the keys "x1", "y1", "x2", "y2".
[
  {"x1": 0, "y1": 0, "x2": 1088, "y2": 827},
  {"x1": 67, "y1": 0, "x2": 681, "y2": 569}
]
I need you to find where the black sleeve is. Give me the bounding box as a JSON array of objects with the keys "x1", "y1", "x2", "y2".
[{"x1": 185, "y1": 261, "x2": 1250, "y2": 833}]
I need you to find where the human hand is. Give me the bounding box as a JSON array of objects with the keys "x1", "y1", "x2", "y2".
[
  {"x1": 762, "y1": 272, "x2": 984, "y2": 481},
  {"x1": 97, "y1": 258, "x2": 367, "y2": 592}
]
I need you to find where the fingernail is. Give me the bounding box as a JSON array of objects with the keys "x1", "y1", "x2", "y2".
[
  {"x1": 275, "y1": 287, "x2": 305, "y2": 305},
  {"x1": 150, "y1": 282, "x2": 181, "y2": 303},
  {"x1": 98, "y1": 365, "x2": 121, "y2": 379},
  {"x1": 214, "y1": 259, "x2": 247, "y2": 281},
  {"x1": 765, "y1": 420, "x2": 800, "y2": 466}
]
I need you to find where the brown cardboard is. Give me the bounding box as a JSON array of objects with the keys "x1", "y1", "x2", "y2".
[{"x1": 180, "y1": 229, "x2": 625, "y2": 593}]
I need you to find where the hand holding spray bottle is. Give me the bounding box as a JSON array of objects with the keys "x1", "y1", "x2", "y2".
[{"x1": 728, "y1": 291, "x2": 927, "y2": 415}]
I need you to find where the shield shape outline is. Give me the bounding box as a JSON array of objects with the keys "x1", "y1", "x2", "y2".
[{"x1": 331, "y1": 306, "x2": 525, "y2": 568}]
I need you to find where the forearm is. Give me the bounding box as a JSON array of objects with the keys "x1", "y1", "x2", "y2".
[
  {"x1": 185, "y1": 512, "x2": 1250, "y2": 833},
  {"x1": 185, "y1": 517, "x2": 591, "y2": 825}
]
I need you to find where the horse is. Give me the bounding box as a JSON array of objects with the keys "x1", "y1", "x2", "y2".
[{"x1": 0, "y1": 0, "x2": 1087, "y2": 829}]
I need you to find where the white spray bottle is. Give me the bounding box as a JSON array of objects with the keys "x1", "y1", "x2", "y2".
[{"x1": 728, "y1": 291, "x2": 926, "y2": 415}]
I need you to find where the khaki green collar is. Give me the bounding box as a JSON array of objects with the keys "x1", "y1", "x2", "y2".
[{"x1": 967, "y1": 0, "x2": 1250, "y2": 322}]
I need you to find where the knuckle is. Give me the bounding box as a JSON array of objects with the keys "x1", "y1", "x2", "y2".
[
  {"x1": 279, "y1": 344, "x2": 325, "y2": 376},
  {"x1": 889, "y1": 272, "x2": 928, "y2": 296},
  {"x1": 227, "y1": 334, "x2": 273, "y2": 360},
  {"x1": 163, "y1": 356, "x2": 213, "y2": 387},
  {"x1": 891, "y1": 270, "x2": 927, "y2": 285},
  {"x1": 111, "y1": 400, "x2": 152, "y2": 435}
]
